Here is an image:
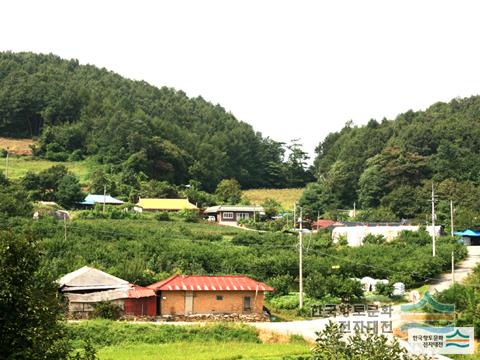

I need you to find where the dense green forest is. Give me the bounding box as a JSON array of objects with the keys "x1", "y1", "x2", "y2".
[
  {"x1": 301, "y1": 96, "x2": 480, "y2": 224},
  {"x1": 0, "y1": 52, "x2": 312, "y2": 192}
]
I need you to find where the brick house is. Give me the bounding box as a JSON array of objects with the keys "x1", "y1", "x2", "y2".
[{"x1": 147, "y1": 275, "x2": 274, "y2": 316}]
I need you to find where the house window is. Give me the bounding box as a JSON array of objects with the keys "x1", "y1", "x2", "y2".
[
  {"x1": 223, "y1": 212, "x2": 234, "y2": 220},
  {"x1": 236, "y1": 212, "x2": 249, "y2": 220},
  {"x1": 216, "y1": 295, "x2": 224, "y2": 301}
]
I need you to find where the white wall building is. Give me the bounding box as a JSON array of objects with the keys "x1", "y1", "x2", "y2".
[{"x1": 332, "y1": 224, "x2": 442, "y2": 247}]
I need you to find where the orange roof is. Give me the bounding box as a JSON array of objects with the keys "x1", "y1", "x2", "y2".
[{"x1": 148, "y1": 275, "x2": 274, "y2": 292}]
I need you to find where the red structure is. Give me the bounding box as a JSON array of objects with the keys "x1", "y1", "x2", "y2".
[
  {"x1": 124, "y1": 286, "x2": 157, "y2": 316},
  {"x1": 312, "y1": 219, "x2": 337, "y2": 230}
]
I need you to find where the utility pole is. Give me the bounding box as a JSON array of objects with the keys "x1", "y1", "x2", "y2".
[
  {"x1": 432, "y1": 183, "x2": 436, "y2": 257},
  {"x1": 450, "y1": 200, "x2": 454, "y2": 237},
  {"x1": 293, "y1": 203, "x2": 297, "y2": 229},
  {"x1": 299, "y1": 207, "x2": 303, "y2": 309},
  {"x1": 5, "y1": 148, "x2": 9, "y2": 178},
  {"x1": 64, "y1": 214, "x2": 67, "y2": 242},
  {"x1": 451, "y1": 251, "x2": 455, "y2": 286},
  {"x1": 353, "y1": 202, "x2": 356, "y2": 219},
  {"x1": 103, "y1": 184, "x2": 107, "y2": 213}
]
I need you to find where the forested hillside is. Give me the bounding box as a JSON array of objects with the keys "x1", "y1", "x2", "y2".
[
  {"x1": 0, "y1": 52, "x2": 312, "y2": 191},
  {"x1": 302, "y1": 97, "x2": 480, "y2": 224}
]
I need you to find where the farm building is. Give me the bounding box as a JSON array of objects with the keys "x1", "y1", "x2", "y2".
[
  {"x1": 454, "y1": 229, "x2": 480, "y2": 246},
  {"x1": 331, "y1": 222, "x2": 442, "y2": 247},
  {"x1": 147, "y1": 275, "x2": 273, "y2": 316},
  {"x1": 204, "y1": 205, "x2": 265, "y2": 225},
  {"x1": 134, "y1": 198, "x2": 198, "y2": 212},
  {"x1": 80, "y1": 194, "x2": 124, "y2": 207},
  {"x1": 58, "y1": 266, "x2": 156, "y2": 318}
]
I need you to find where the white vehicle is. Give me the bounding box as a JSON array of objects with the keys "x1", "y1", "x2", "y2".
[{"x1": 207, "y1": 216, "x2": 216, "y2": 222}]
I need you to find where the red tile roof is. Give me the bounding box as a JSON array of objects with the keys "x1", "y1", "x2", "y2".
[
  {"x1": 147, "y1": 275, "x2": 274, "y2": 292},
  {"x1": 128, "y1": 285, "x2": 156, "y2": 298},
  {"x1": 312, "y1": 219, "x2": 336, "y2": 228}
]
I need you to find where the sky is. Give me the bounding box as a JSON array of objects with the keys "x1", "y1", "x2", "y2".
[{"x1": 1, "y1": 0, "x2": 480, "y2": 158}]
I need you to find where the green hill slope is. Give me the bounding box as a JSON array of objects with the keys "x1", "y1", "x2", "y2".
[
  {"x1": 304, "y1": 96, "x2": 480, "y2": 223},
  {"x1": 0, "y1": 52, "x2": 310, "y2": 191}
]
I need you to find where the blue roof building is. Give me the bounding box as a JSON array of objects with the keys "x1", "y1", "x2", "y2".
[{"x1": 80, "y1": 194, "x2": 124, "y2": 206}]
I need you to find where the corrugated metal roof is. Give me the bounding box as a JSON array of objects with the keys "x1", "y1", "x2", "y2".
[
  {"x1": 128, "y1": 285, "x2": 156, "y2": 298},
  {"x1": 65, "y1": 284, "x2": 155, "y2": 302},
  {"x1": 81, "y1": 194, "x2": 124, "y2": 205},
  {"x1": 58, "y1": 266, "x2": 130, "y2": 292},
  {"x1": 136, "y1": 198, "x2": 198, "y2": 210},
  {"x1": 204, "y1": 205, "x2": 265, "y2": 214},
  {"x1": 148, "y1": 275, "x2": 274, "y2": 292}
]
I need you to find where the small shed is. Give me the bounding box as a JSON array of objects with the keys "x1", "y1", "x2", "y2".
[
  {"x1": 58, "y1": 266, "x2": 156, "y2": 318},
  {"x1": 454, "y1": 229, "x2": 480, "y2": 246}
]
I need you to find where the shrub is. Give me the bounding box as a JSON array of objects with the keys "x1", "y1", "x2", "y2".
[
  {"x1": 375, "y1": 282, "x2": 393, "y2": 297},
  {"x1": 178, "y1": 209, "x2": 200, "y2": 223},
  {"x1": 311, "y1": 321, "x2": 425, "y2": 359},
  {"x1": 154, "y1": 212, "x2": 171, "y2": 221},
  {"x1": 0, "y1": 148, "x2": 7, "y2": 158},
  {"x1": 91, "y1": 301, "x2": 123, "y2": 320},
  {"x1": 363, "y1": 234, "x2": 386, "y2": 245},
  {"x1": 68, "y1": 149, "x2": 84, "y2": 161}
]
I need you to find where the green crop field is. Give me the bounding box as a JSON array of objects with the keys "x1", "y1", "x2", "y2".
[
  {"x1": 242, "y1": 188, "x2": 304, "y2": 210},
  {"x1": 3, "y1": 156, "x2": 91, "y2": 183},
  {"x1": 68, "y1": 320, "x2": 310, "y2": 360},
  {"x1": 97, "y1": 342, "x2": 310, "y2": 360}
]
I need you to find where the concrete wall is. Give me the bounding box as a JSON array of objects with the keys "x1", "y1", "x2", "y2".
[{"x1": 160, "y1": 290, "x2": 265, "y2": 316}]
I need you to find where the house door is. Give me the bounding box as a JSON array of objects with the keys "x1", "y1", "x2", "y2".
[
  {"x1": 185, "y1": 291, "x2": 194, "y2": 315},
  {"x1": 243, "y1": 296, "x2": 251, "y2": 313}
]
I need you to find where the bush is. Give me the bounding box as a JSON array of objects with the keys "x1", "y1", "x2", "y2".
[
  {"x1": 45, "y1": 151, "x2": 69, "y2": 162},
  {"x1": 91, "y1": 301, "x2": 123, "y2": 320},
  {"x1": 178, "y1": 209, "x2": 200, "y2": 223},
  {"x1": 363, "y1": 234, "x2": 386, "y2": 245},
  {"x1": 155, "y1": 212, "x2": 171, "y2": 221},
  {"x1": 311, "y1": 321, "x2": 425, "y2": 359},
  {"x1": 68, "y1": 149, "x2": 84, "y2": 161},
  {"x1": 375, "y1": 282, "x2": 393, "y2": 297},
  {"x1": 0, "y1": 148, "x2": 7, "y2": 158}
]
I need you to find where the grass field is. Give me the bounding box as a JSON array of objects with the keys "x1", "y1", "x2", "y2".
[
  {"x1": 4, "y1": 156, "x2": 91, "y2": 183},
  {"x1": 68, "y1": 320, "x2": 310, "y2": 360},
  {"x1": 97, "y1": 342, "x2": 310, "y2": 360},
  {"x1": 242, "y1": 188, "x2": 304, "y2": 210}
]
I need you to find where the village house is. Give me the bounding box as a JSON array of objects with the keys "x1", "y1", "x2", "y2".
[
  {"x1": 147, "y1": 274, "x2": 273, "y2": 317},
  {"x1": 134, "y1": 198, "x2": 198, "y2": 212},
  {"x1": 204, "y1": 205, "x2": 265, "y2": 225},
  {"x1": 80, "y1": 194, "x2": 124, "y2": 207},
  {"x1": 58, "y1": 266, "x2": 156, "y2": 318}
]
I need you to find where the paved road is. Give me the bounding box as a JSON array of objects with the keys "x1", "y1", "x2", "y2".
[{"x1": 429, "y1": 246, "x2": 480, "y2": 293}]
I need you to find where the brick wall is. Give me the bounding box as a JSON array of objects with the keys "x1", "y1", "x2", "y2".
[
  {"x1": 160, "y1": 290, "x2": 265, "y2": 316},
  {"x1": 160, "y1": 290, "x2": 186, "y2": 316}
]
